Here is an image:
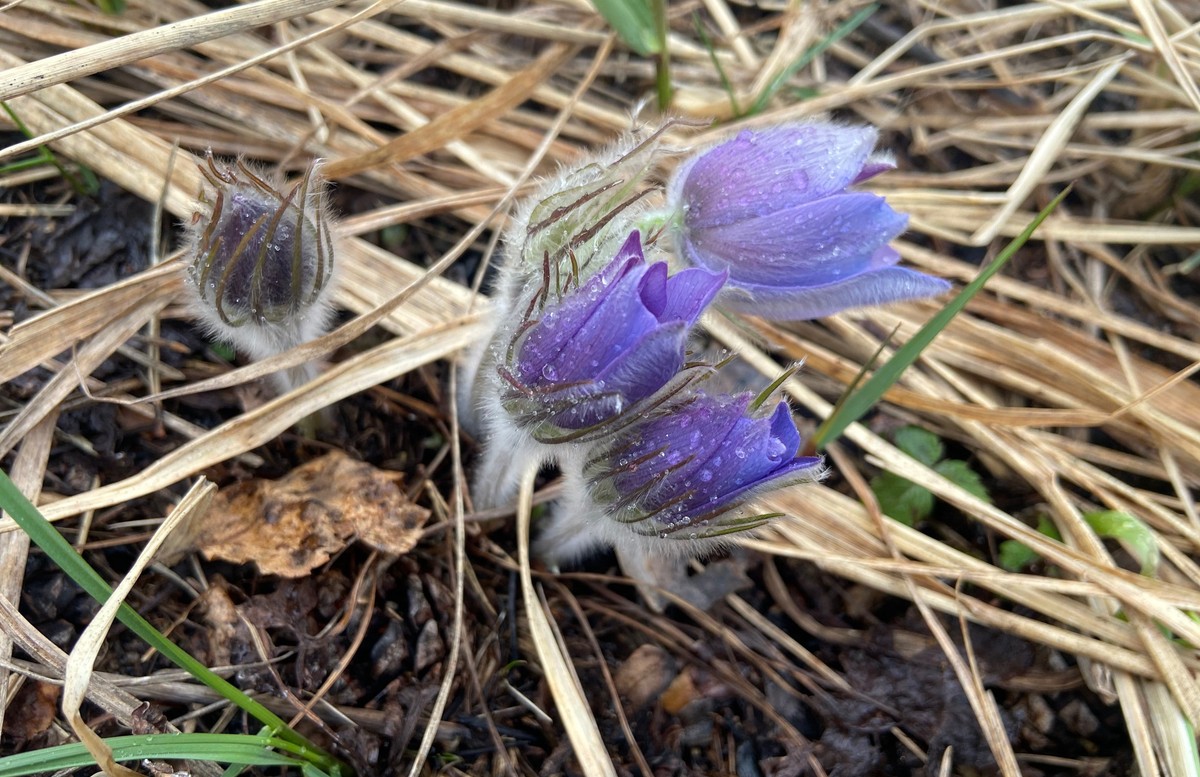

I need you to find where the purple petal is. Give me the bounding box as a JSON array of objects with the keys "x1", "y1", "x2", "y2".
[
  {"x1": 722, "y1": 266, "x2": 952, "y2": 320},
  {"x1": 591, "y1": 323, "x2": 690, "y2": 406},
  {"x1": 673, "y1": 124, "x2": 879, "y2": 230},
  {"x1": 659, "y1": 266, "x2": 727, "y2": 324},
  {"x1": 682, "y1": 192, "x2": 909, "y2": 287},
  {"x1": 853, "y1": 154, "x2": 896, "y2": 184},
  {"x1": 637, "y1": 261, "x2": 670, "y2": 316},
  {"x1": 767, "y1": 401, "x2": 801, "y2": 457},
  {"x1": 614, "y1": 394, "x2": 749, "y2": 496},
  {"x1": 517, "y1": 261, "x2": 650, "y2": 384}
]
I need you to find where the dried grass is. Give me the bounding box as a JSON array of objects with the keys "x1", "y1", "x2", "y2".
[{"x1": 2, "y1": 0, "x2": 1199, "y2": 773}]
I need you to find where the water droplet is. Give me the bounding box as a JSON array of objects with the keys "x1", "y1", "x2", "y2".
[
  {"x1": 698, "y1": 469, "x2": 713, "y2": 482},
  {"x1": 542, "y1": 364, "x2": 558, "y2": 381}
]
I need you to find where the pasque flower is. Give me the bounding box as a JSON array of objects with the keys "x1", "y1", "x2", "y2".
[
  {"x1": 663, "y1": 123, "x2": 949, "y2": 320},
  {"x1": 499, "y1": 230, "x2": 725, "y2": 441},
  {"x1": 184, "y1": 155, "x2": 337, "y2": 393},
  {"x1": 534, "y1": 390, "x2": 823, "y2": 565}
]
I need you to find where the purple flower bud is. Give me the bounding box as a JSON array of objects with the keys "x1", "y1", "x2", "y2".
[
  {"x1": 666, "y1": 123, "x2": 949, "y2": 319},
  {"x1": 184, "y1": 155, "x2": 338, "y2": 394},
  {"x1": 499, "y1": 231, "x2": 725, "y2": 440},
  {"x1": 186, "y1": 155, "x2": 335, "y2": 336},
  {"x1": 588, "y1": 391, "x2": 823, "y2": 539}
]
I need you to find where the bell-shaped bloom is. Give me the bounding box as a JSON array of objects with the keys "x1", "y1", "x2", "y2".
[
  {"x1": 665, "y1": 123, "x2": 949, "y2": 320},
  {"x1": 587, "y1": 391, "x2": 823, "y2": 539},
  {"x1": 500, "y1": 231, "x2": 725, "y2": 440}
]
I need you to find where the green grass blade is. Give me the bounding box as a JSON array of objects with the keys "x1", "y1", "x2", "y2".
[
  {"x1": 747, "y1": 4, "x2": 877, "y2": 116},
  {"x1": 651, "y1": 0, "x2": 671, "y2": 110},
  {"x1": 812, "y1": 186, "x2": 1072, "y2": 450},
  {"x1": 693, "y1": 12, "x2": 740, "y2": 116},
  {"x1": 591, "y1": 0, "x2": 659, "y2": 55},
  {"x1": 1, "y1": 102, "x2": 98, "y2": 196},
  {"x1": 0, "y1": 470, "x2": 345, "y2": 775},
  {"x1": 0, "y1": 733, "x2": 321, "y2": 777}
]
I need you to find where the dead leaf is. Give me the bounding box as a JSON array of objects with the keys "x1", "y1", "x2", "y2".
[
  {"x1": 187, "y1": 452, "x2": 430, "y2": 577},
  {"x1": 197, "y1": 580, "x2": 239, "y2": 667},
  {"x1": 5, "y1": 680, "x2": 60, "y2": 742},
  {"x1": 614, "y1": 644, "x2": 676, "y2": 712}
]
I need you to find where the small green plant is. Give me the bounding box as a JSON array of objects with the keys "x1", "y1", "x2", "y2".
[
  {"x1": 1, "y1": 102, "x2": 99, "y2": 196},
  {"x1": 997, "y1": 516, "x2": 1061, "y2": 571},
  {"x1": 999, "y1": 510, "x2": 1160, "y2": 576},
  {"x1": 589, "y1": 0, "x2": 671, "y2": 109},
  {"x1": 870, "y1": 426, "x2": 990, "y2": 526}
]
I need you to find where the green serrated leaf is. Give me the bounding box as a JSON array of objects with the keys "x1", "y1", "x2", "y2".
[
  {"x1": 933, "y1": 459, "x2": 990, "y2": 503},
  {"x1": 893, "y1": 426, "x2": 943, "y2": 466},
  {"x1": 1085, "y1": 510, "x2": 1160, "y2": 577},
  {"x1": 998, "y1": 538, "x2": 1038, "y2": 572},
  {"x1": 997, "y1": 516, "x2": 1061, "y2": 571},
  {"x1": 870, "y1": 471, "x2": 934, "y2": 527},
  {"x1": 591, "y1": 0, "x2": 659, "y2": 55}
]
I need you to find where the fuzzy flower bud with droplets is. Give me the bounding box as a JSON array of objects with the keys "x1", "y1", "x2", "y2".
[
  {"x1": 500, "y1": 230, "x2": 725, "y2": 442},
  {"x1": 184, "y1": 155, "x2": 337, "y2": 394},
  {"x1": 535, "y1": 390, "x2": 823, "y2": 565},
  {"x1": 662, "y1": 123, "x2": 949, "y2": 320},
  {"x1": 506, "y1": 122, "x2": 678, "y2": 284}
]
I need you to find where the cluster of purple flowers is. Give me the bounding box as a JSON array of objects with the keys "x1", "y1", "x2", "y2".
[{"x1": 462, "y1": 122, "x2": 948, "y2": 566}]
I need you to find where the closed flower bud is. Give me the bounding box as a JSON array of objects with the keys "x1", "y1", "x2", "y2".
[
  {"x1": 664, "y1": 123, "x2": 949, "y2": 320},
  {"x1": 535, "y1": 390, "x2": 823, "y2": 565},
  {"x1": 184, "y1": 155, "x2": 337, "y2": 392},
  {"x1": 500, "y1": 230, "x2": 725, "y2": 442},
  {"x1": 505, "y1": 123, "x2": 675, "y2": 285}
]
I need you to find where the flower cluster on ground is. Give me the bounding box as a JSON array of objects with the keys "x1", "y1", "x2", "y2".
[{"x1": 459, "y1": 121, "x2": 950, "y2": 569}]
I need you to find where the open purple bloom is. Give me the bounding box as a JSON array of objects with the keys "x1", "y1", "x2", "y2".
[
  {"x1": 665, "y1": 123, "x2": 949, "y2": 320},
  {"x1": 502, "y1": 231, "x2": 725, "y2": 439},
  {"x1": 590, "y1": 391, "x2": 823, "y2": 539}
]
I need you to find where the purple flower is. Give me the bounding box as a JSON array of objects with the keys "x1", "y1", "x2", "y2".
[
  {"x1": 666, "y1": 123, "x2": 949, "y2": 320},
  {"x1": 590, "y1": 391, "x2": 823, "y2": 538},
  {"x1": 501, "y1": 231, "x2": 725, "y2": 439}
]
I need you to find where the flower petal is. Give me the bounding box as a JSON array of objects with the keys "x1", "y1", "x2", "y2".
[
  {"x1": 721, "y1": 265, "x2": 952, "y2": 320},
  {"x1": 659, "y1": 266, "x2": 727, "y2": 324},
  {"x1": 673, "y1": 124, "x2": 879, "y2": 230},
  {"x1": 516, "y1": 256, "x2": 646, "y2": 384},
  {"x1": 682, "y1": 191, "x2": 909, "y2": 287}
]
